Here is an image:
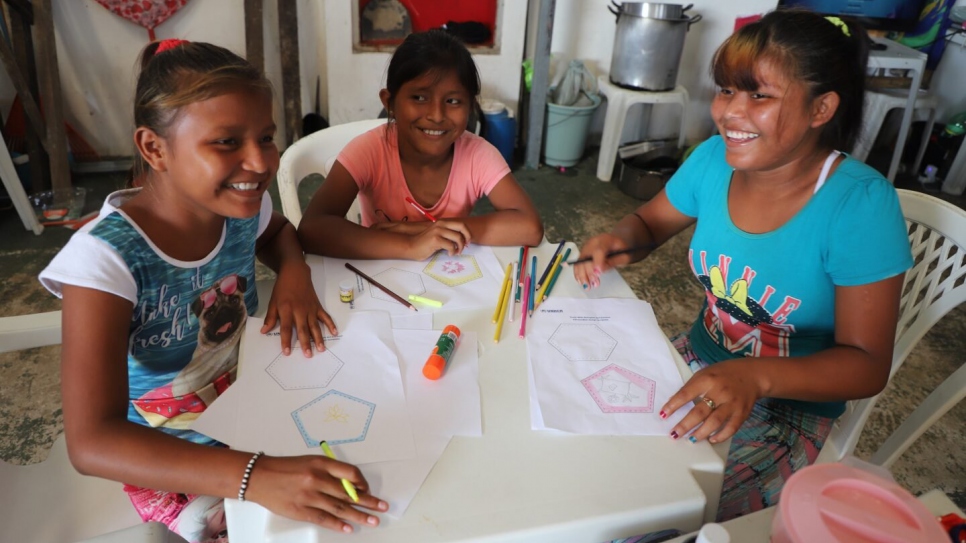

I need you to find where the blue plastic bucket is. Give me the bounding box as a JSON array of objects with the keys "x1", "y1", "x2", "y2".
[
  {"x1": 543, "y1": 92, "x2": 601, "y2": 167},
  {"x1": 483, "y1": 107, "x2": 516, "y2": 166}
]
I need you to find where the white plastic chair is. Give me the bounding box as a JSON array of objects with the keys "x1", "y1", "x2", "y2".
[
  {"x1": 851, "y1": 89, "x2": 938, "y2": 180},
  {"x1": 276, "y1": 119, "x2": 387, "y2": 227},
  {"x1": 817, "y1": 189, "x2": 966, "y2": 466}
]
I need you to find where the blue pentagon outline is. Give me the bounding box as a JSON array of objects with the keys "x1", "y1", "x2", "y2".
[{"x1": 291, "y1": 390, "x2": 376, "y2": 448}]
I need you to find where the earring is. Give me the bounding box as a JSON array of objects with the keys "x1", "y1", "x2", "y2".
[{"x1": 388, "y1": 110, "x2": 395, "y2": 123}]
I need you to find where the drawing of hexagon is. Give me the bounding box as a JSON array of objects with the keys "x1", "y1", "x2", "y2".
[
  {"x1": 370, "y1": 268, "x2": 425, "y2": 302},
  {"x1": 424, "y1": 253, "x2": 483, "y2": 286},
  {"x1": 581, "y1": 364, "x2": 656, "y2": 414},
  {"x1": 549, "y1": 324, "x2": 617, "y2": 361},
  {"x1": 292, "y1": 390, "x2": 375, "y2": 448},
  {"x1": 266, "y1": 348, "x2": 344, "y2": 390}
]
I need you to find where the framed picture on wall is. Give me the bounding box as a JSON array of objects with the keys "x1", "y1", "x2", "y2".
[{"x1": 353, "y1": 0, "x2": 501, "y2": 53}]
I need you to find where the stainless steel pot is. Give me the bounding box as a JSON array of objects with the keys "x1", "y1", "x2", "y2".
[{"x1": 608, "y1": 2, "x2": 701, "y2": 91}]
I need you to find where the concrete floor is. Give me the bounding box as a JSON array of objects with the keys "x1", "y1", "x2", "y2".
[{"x1": 1, "y1": 148, "x2": 964, "y2": 515}]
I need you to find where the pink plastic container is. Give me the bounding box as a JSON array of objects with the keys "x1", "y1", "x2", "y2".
[{"x1": 771, "y1": 463, "x2": 947, "y2": 542}]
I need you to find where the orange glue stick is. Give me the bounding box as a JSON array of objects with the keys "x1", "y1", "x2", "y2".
[{"x1": 422, "y1": 324, "x2": 461, "y2": 380}]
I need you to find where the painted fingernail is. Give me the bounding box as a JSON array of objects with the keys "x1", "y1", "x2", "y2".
[
  {"x1": 659, "y1": 410, "x2": 667, "y2": 419},
  {"x1": 670, "y1": 430, "x2": 679, "y2": 439},
  {"x1": 593, "y1": 267, "x2": 601, "y2": 275},
  {"x1": 582, "y1": 283, "x2": 588, "y2": 289},
  {"x1": 688, "y1": 436, "x2": 697, "y2": 444}
]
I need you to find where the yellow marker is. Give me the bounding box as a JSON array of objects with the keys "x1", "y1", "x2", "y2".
[
  {"x1": 320, "y1": 441, "x2": 359, "y2": 503},
  {"x1": 408, "y1": 294, "x2": 443, "y2": 308}
]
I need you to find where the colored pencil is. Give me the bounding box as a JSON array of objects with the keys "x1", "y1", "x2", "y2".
[
  {"x1": 536, "y1": 240, "x2": 566, "y2": 291},
  {"x1": 508, "y1": 260, "x2": 517, "y2": 322},
  {"x1": 534, "y1": 252, "x2": 564, "y2": 308},
  {"x1": 519, "y1": 275, "x2": 531, "y2": 338},
  {"x1": 564, "y1": 244, "x2": 657, "y2": 266},
  {"x1": 541, "y1": 248, "x2": 571, "y2": 304},
  {"x1": 528, "y1": 255, "x2": 537, "y2": 317},
  {"x1": 492, "y1": 262, "x2": 513, "y2": 323},
  {"x1": 404, "y1": 196, "x2": 437, "y2": 222},
  {"x1": 493, "y1": 271, "x2": 513, "y2": 343},
  {"x1": 515, "y1": 247, "x2": 525, "y2": 302},
  {"x1": 344, "y1": 263, "x2": 416, "y2": 311}
]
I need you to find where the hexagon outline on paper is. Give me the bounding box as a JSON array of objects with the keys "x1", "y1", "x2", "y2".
[
  {"x1": 424, "y1": 253, "x2": 483, "y2": 286},
  {"x1": 369, "y1": 268, "x2": 425, "y2": 302},
  {"x1": 292, "y1": 390, "x2": 376, "y2": 448},
  {"x1": 581, "y1": 364, "x2": 656, "y2": 414},
  {"x1": 549, "y1": 324, "x2": 617, "y2": 361},
  {"x1": 266, "y1": 348, "x2": 344, "y2": 390}
]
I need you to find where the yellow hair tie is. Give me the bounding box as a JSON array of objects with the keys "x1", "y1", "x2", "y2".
[{"x1": 824, "y1": 16, "x2": 851, "y2": 37}]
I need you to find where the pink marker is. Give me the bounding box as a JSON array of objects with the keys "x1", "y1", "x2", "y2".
[{"x1": 519, "y1": 275, "x2": 531, "y2": 338}]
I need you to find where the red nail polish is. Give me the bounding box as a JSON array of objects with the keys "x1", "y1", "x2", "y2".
[
  {"x1": 670, "y1": 430, "x2": 679, "y2": 439},
  {"x1": 659, "y1": 410, "x2": 667, "y2": 419}
]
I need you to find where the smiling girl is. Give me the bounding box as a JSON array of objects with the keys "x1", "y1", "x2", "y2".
[
  {"x1": 39, "y1": 40, "x2": 386, "y2": 540},
  {"x1": 576, "y1": 11, "x2": 912, "y2": 521},
  {"x1": 298, "y1": 29, "x2": 543, "y2": 261}
]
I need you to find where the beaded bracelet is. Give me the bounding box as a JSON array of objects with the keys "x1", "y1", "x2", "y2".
[{"x1": 237, "y1": 451, "x2": 264, "y2": 502}]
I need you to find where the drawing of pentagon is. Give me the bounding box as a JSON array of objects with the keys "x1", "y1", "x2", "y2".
[
  {"x1": 548, "y1": 324, "x2": 617, "y2": 361},
  {"x1": 424, "y1": 253, "x2": 483, "y2": 286},
  {"x1": 581, "y1": 364, "x2": 656, "y2": 414},
  {"x1": 266, "y1": 348, "x2": 344, "y2": 390},
  {"x1": 371, "y1": 267, "x2": 425, "y2": 302},
  {"x1": 292, "y1": 390, "x2": 376, "y2": 448}
]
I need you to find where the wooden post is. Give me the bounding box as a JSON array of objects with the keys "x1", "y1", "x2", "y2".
[
  {"x1": 525, "y1": 0, "x2": 555, "y2": 169},
  {"x1": 244, "y1": 0, "x2": 264, "y2": 74},
  {"x1": 7, "y1": 1, "x2": 49, "y2": 192},
  {"x1": 33, "y1": 0, "x2": 70, "y2": 191},
  {"x1": 277, "y1": 0, "x2": 301, "y2": 146}
]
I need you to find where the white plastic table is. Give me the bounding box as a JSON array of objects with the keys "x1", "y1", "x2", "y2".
[{"x1": 225, "y1": 242, "x2": 726, "y2": 543}]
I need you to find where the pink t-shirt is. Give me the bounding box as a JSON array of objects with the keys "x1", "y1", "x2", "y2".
[{"x1": 336, "y1": 125, "x2": 511, "y2": 227}]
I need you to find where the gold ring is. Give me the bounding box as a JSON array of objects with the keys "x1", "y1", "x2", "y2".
[{"x1": 702, "y1": 397, "x2": 717, "y2": 411}]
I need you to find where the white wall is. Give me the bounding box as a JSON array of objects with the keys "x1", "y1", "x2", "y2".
[
  {"x1": 0, "y1": 0, "x2": 324, "y2": 156},
  {"x1": 323, "y1": 2, "x2": 527, "y2": 125},
  {"x1": 527, "y1": 0, "x2": 778, "y2": 146}
]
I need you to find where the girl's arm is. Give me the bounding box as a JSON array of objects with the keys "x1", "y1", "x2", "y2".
[
  {"x1": 60, "y1": 285, "x2": 386, "y2": 532},
  {"x1": 662, "y1": 273, "x2": 903, "y2": 443},
  {"x1": 573, "y1": 190, "x2": 696, "y2": 288},
  {"x1": 256, "y1": 211, "x2": 336, "y2": 356},
  {"x1": 297, "y1": 161, "x2": 471, "y2": 260},
  {"x1": 444, "y1": 173, "x2": 544, "y2": 247}
]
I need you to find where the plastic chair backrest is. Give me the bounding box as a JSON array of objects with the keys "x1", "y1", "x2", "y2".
[
  {"x1": 276, "y1": 119, "x2": 387, "y2": 227},
  {"x1": 817, "y1": 189, "x2": 966, "y2": 464}
]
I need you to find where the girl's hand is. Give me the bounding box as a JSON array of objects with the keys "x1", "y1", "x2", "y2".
[
  {"x1": 660, "y1": 359, "x2": 766, "y2": 444},
  {"x1": 407, "y1": 220, "x2": 472, "y2": 260},
  {"x1": 572, "y1": 233, "x2": 631, "y2": 289},
  {"x1": 247, "y1": 454, "x2": 389, "y2": 533},
  {"x1": 261, "y1": 261, "x2": 337, "y2": 357}
]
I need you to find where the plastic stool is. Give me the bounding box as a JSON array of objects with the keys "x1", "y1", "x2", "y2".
[
  {"x1": 596, "y1": 75, "x2": 688, "y2": 182},
  {"x1": 852, "y1": 88, "x2": 937, "y2": 179}
]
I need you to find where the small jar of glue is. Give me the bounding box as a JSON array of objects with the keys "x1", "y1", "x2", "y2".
[{"x1": 339, "y1": 279, "x2": 354, "y2": 303}]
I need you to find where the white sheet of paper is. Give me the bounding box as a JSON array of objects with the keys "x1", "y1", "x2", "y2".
[
  {"x1": 205, "y1": 313, "x2": 416, "y2": 465},
  {"x1": 323, "y1": 245, "x2": 506, "y2": 325},
  {"x1": 361, "y1": 329, "x2": 482, "y2": 517},
  {"x1": 526, "y1": 297, "x2": 686, "y2": 435}
]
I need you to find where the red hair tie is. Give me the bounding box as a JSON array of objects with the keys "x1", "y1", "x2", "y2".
[{"x1": 156, "y1": 39, "x2": 188, "y2": 54}]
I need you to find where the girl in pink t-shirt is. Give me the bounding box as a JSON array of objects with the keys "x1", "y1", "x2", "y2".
[{"x1": 298, "y1": 30, "x2": 543, "y2": 261}]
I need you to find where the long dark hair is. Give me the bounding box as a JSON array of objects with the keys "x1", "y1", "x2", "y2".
[
  {"x1": 711, "y1": 9, "x2": 869, "y2": 152},
  {"x1": 384, "y1": 29, "x2": 481, "y2": 114}
]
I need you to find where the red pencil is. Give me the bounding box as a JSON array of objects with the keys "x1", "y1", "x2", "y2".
[{"x1": 405, "y1": 196, "x2": 437, "y2": 222}]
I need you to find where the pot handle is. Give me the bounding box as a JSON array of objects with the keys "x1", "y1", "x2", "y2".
[
  {"x1": 682, "y1": 3, "x2": 693, "y2": 11},
  {"x1": 687, "y1": 14, "x2": 702, "y2": 29},
  {"x1": 608, "y1": 0, "x2": 620, "y2": 20}
]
